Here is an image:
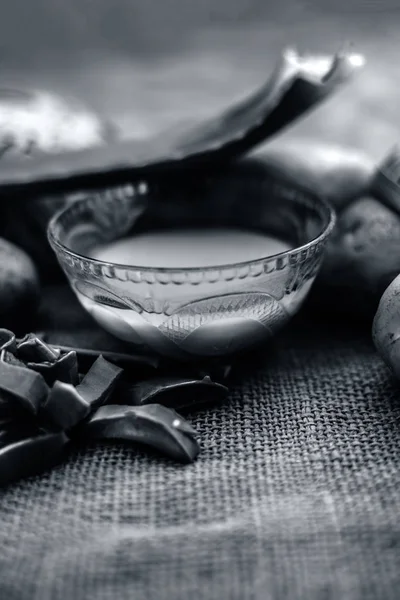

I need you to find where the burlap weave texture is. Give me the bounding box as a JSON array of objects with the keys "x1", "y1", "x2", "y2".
[{"x1": 0, "y1": 289, "x2": 399, "y2": 600}]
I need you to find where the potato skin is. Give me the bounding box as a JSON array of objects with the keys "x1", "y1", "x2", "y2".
[
  {"x1": 315, "y1": 196, "x2": 400, "y2": 317},
  {"x1": 0, "y1": 195, "x2": 67, "y2": 282},
  {"x1": 252, "y1": 143, "x2": 394, "y2": 318},
  {"x1": 0, "y1": 237, "x2": 41, "y2": 332},
  {"x1": 372, "y1": 274, "x2": 400, "y2": 379},
  {"x1": 254, "y1": 139, "x2": 375, "y2": 209}
]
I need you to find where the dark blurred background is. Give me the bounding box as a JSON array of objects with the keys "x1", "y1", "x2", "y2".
[{"x1": 1, "y1": 0, "x2": 400, "y2": 161}]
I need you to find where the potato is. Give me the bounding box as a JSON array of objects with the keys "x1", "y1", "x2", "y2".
[
  {"x1": 0, "y1": 238, "x2": 40, "y2": 332},
  {"x1": 0, "y1": 195, "x2": 68, "y2": 282},
  {"x1": 372, "y1": 274, "x2": 400, "y2": 379},
  {"x1": 313, "y1": 196, "x2": 400, "y2": 317},
  {"x1": 252, "y1": 142, "x2": 400, "y2": 319},
  {"x1": 253, "y1": 138, "x2": 375, "y2": 210}
]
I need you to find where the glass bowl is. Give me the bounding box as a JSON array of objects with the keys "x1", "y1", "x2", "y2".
[{"x1": 47, "y1": 162, "x2": 335, "y2": 360}]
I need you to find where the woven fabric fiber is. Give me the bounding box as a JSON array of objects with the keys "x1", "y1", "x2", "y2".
[{"x1": 0, "y1": 287, "x2": 400, "y2": 600}]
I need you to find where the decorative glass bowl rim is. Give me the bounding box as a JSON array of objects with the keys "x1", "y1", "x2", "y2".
[{"x1": 47, "y1": 179, "x2": 336, "y2": 276}]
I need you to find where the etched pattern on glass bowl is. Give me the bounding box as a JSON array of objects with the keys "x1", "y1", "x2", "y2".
[{"x1": 48, "y1": 163, "x2": 335, "y2": 359}]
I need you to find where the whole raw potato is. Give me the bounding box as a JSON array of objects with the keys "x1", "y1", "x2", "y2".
[
  {"x1": 373, "y1": 274, "x2": 400, "y2": 379},
  {"x1": 255, "y1": 140, "x2": 400, "y2": 318},
  {"x1": 0, "y1": 238, "x2": 41, "y2": 332},
  {"x1": 254, "y1": 138, "x2": 375, "y2": 209},
  {"x1": 316, "y1": 196, "x2": 400, "y2": 316},
  {"x1": 0, "y1": 195, "x2": 70, "y2": 281}
]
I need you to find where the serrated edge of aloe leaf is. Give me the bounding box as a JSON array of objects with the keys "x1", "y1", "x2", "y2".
[
  {"x1": 91, "y1": 403, "x2": 198, "y2": 437},
  {"x1": 134, "y1": 377, "x2": 229, "y2": 405},
  {"x1": 87, "y1": 404, "x2": 200, "y2": 462},
  {"x1": 17, "y1": 335, "x2": 61, "y2": 363},
  {"x1": 132, "y1": 404, "x2": 200, "y2": 461},
  {"x1": 200, "y1": 377, "x2": 229, "y2": 394},
  {"x1": 133, "y1": 404, "x2": 198, "y2": 436}
]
